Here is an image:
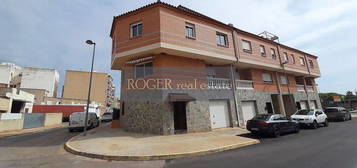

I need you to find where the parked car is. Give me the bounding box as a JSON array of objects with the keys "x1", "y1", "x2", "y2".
[
  {"x1": 291, "y1": 109, "x2": 328, "y2": 129},
  {"x1": 101, "y1": 112, "x2": 113, "y2": 122},
  {"x1": 69, "y1": 112, "x2": 100, "y2": 132},
  {"x1": 324, "y1": 107, "x2": 352, "y2": 121},
  {"x1": 247, "y1": 114, "x2": 300, "y2": 137}
]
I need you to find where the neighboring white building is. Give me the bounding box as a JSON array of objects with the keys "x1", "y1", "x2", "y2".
[
  {"x1": 0, "y1": 63, "x2": 21, "y2": 87},
  {"x1": 0, "y1": 63, "x2": 59, "y2": 97},
  {"x1": 19, "y1": 67, "x2": 59, "y2": 97},
  {"x1": 0, "y1": 88, "x2": 35, "y2": 114}
]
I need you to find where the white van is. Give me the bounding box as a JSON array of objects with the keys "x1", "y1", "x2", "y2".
[{"x1": 69, "y1": 112, "x2": 100, "y2": 132}]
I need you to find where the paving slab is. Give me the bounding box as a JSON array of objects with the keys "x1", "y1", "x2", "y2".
[{"x1": 65, "y1": 124, "x2": 259, "y2": 161}]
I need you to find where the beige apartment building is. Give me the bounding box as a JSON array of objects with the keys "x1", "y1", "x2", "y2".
[{"x1": 62, "y1": 70, "x2": 115, "y2": 114}]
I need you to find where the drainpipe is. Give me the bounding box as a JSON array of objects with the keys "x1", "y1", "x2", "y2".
[
  {"x1": 303, "y1": 54, "x2": 312, "y2": 109},
  {"x1": 276, "y1": 44, "x2": 287, "y2": 115},
  {"x1": 229, "y1": 24, "x2": 240, "y2": 127},
  {"x1": 230, "y1": 65, "x2": 240, "y2": 127},
  {"x1": 302, "y1": 77, "x2": 311, "y2": 110},
  {"x1": 282, "y1": 63, "x2": 295, "y2": 116}
]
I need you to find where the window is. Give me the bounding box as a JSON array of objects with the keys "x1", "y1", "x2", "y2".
[
  {"x1": 316, "y1": 111, "x2": 322, "y2": 115},
  {"x1": 271, "y1": 48, "x2": 276, "y2": 59},
  {"x1": 242, "y1": 40, "x2": 252, "y2": 52},
  {"x1": 135, "y1": 62, "x2": 153, "y2": 78},
  {"x1": 216, "y1": 32, "x2": 228, "y2": 46},
  {"x1": 291, "y1": 54, "x2": 296, "y2": 64},
  {"x1": 185, "y1": 23, "x2": 196, "y2": 39},
  {"x1": 280, "y1": 75, "x2": 288, "y2": 84},
  {"x1": 309, "y1": 60, "x2": 314, "y2": 68},
  {"x1": 260, "y1": 45, "x2": 266, "y2": 56},
  {"x1": 262, "y1": 73, "x2": 273, "y2": 83},
  {"x1": 130, "y1": 22, "x2": 142, "y2": 38},
  {"x1": 299, "y1": 57, "x2": 305, "y2": 66},
  {"x1": 283, "y1": 52, "x2": 289, "y2": 62}
]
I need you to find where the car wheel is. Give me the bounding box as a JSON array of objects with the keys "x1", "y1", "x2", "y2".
[
  {"x1": 350, "y1": 115, "x2": 352, "y2": 120},
  {"x1": 272, "y1": 125, "x2": 280, "y2": 138},
  {"x1": 342, "y1": 116, "x2": 346, "y2": 121},
  {"x1": 312, "y1": 121, "x2": 318, "y2": 129},
  {"x1": 324, "y1": 119, "x2": 329, "y2": 127},
  {"x1": 69, "y1": 128, "x2": 73, "y2": 132},
  {"x1": 90, "y1": 123, "x2": 94, "y2": 129}
]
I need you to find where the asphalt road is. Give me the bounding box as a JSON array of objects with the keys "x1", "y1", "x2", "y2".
[
  {"x1": 165, "y1": 119, "x2": 357, "y2": 168},
  {"x1": 0, "y1": 127, "x2": 164, "y2": 168},
  {"x1": 1, "y1": 120, "x2": 356, "y2": 168}
]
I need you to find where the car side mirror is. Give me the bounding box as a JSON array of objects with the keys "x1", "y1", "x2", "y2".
[{"x1": 315, "y1": 114, "x2": 318, "y2": 117}]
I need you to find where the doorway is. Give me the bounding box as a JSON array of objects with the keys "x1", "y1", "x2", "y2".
[
  {"x1": 173, "y1": 102, "x2": 187, "y2": 133},
  {"x1": 271, "y1": 94, "x2": 281, "y2": 114},
  {"x1": 296, "y1": 102, "x2": 301, "y2": 110},
  {"x1": 282, "y1": 94, "x2": 296, "y2": 116},
  {"x1": 11, "y1": 100, "x2": 24, "y2": 113},
  {"x1": 266, "y1": 102, "x2": 274, "y2": 114},
  {"x1": 241, "y1": 101, "x2": 257, "y2": 125}
]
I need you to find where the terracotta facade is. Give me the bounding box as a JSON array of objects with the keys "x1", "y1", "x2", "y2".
[{"x1": 110, "y1": 2, "x2": 322, "y2": 135}]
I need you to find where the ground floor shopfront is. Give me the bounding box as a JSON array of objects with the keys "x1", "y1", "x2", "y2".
[{"x1": 119, "y1": 88, "x2": 321, "y2": 135}]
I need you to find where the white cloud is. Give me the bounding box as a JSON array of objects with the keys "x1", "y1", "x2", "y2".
[{"x1": 286, "y1": 20, "x2": 353, "y2": 46}]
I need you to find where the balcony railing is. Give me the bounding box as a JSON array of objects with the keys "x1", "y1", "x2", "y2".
[
  {"x1": 306, "y1": 86, "x2": 314, "y2": 92},
  {"x1": 236, "y1": 80, "x2": 254, "y2": 90},
  {"x1": 207, "y1": 78, "x2": 231, "y2": 89},
  {"x1": 296, "y1": 85, "x2": 305, "y2": 92}
]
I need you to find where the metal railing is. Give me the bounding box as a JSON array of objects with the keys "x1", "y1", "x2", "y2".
[
  {"x1": 296, "y1": 84, "x2": 305, "y2": 92},
  {"x1": 236, "y1": 80, "x2": 254, "y2": 90},
  {"x1": 306, "y1": 86, "x2": 315, "y2": 92},
  {"x1": 207, "y1": 78, "x2": 231, "y2": 89}
]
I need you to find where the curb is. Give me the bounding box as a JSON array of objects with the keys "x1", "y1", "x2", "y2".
[{"x1": 64, "y1": 135, "x2": 260, "y2": 161}]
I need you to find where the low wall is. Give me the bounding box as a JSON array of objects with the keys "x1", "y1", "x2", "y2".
[
  {"x1": 0, "y1": 113, "x2": 63, "y2": 133},
  {"x1": 44, "y1": 113, "x2": 63, "y2": 126},
  {"x1": 0, "y1": 98, "x2": 10, "y2": 112},
  {"x1": 0, "y1": 118, "x2": 24, "y2": 132},
  {"x1": 0, "y1": 113, "x2": 23, "y2": 120},
  {"x1": 23, "y1": 113, "x2": 45, "y2": 129}
]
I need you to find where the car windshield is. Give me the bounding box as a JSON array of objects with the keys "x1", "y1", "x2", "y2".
[
  {"x1": 252, "y1": 114, "x2": 272, "y2": 121},
  {"x1": 296, "y1": 110, "x2": 315, "y2": 115},
  {"x1": 325, "y1": 108, "x2": 339, "y2": 113}
]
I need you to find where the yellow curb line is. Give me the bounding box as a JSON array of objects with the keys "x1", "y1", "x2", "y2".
[{"x1": 64, "y1": 134, "x2": 260, "y2": 161}]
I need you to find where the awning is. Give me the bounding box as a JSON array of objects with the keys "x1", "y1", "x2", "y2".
[{"x1": 168, "y1": 93, "x2": 196, "y2": 102}]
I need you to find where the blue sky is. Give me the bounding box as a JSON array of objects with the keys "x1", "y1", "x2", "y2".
[{"x1": 1, "y1": 0, "x2": 356, "y2": 96}]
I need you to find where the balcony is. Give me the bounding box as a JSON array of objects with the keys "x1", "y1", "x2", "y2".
[
  {"x1": 236, "y1": 80, "x2": 254, "y2": 90},
  {"x1": 296, "y1": 84, "x2": 315, "y2": 92},
  {"x1": 207, "y1": 78, "x2": 231, "y2": 89},
  {"x1": 296, "y1": 85, "x2": 305, "y2": 92},
  {"x1": 306, "y1": 86, "x2": 314, "y2": 92},
  {"x1": 206, "y1": 78, "x2": 255, "y2": 90}
]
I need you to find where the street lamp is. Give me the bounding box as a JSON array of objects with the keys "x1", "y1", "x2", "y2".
[{"x1": 83, "y1": 40, "x2": 96, "y2": 136}]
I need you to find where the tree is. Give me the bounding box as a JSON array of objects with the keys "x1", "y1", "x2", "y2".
[
  {"x1": 345, "y1": 90, "x2": 357, "y2": 101},
  {"x1": 319, "y1": 92, "x2": 342, "y2": 102}
]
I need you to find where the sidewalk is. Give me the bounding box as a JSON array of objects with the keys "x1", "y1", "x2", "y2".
[
  {"x1": 65, "y1": 125, "x2": 259, "y2": 161},
  {"x1": 0, "y1": 123, "x2": 67, "y2": 139}
]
